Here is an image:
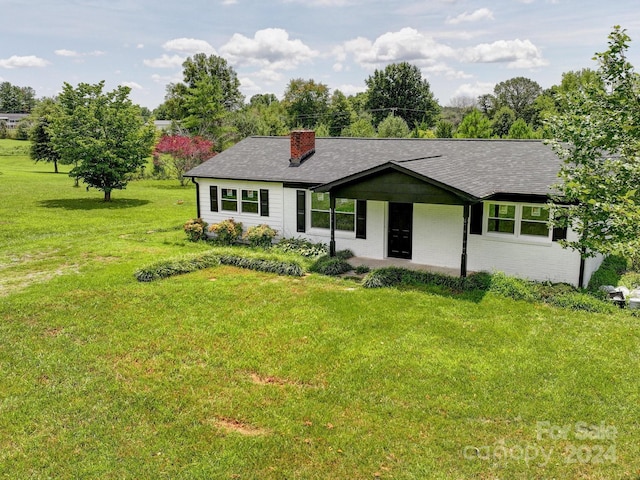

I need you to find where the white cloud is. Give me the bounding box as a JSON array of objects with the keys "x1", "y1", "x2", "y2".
[
  {"x1": 282, "y1": 0, "x2": 352, "y2": 5},
  {"x1": 137, "y1": 44, "x2": 144, "y2": 49},
  {"x1": 463, "y1": 39, "x2": 549, "y2": 68},
  {"x1": 452, "y1": 81, "x2": 495, "y2": 100},
  {"x1": 222, "y1": 0, "x2": 238, "y2": 4},
  {"x1": 341, "y1": 28, "x2": 456, "y2": 69},
  {"x1": 55, "y1": 49, "x2": 80, "y2": 57},
  {"x1": 220, "y1": 28, "x2": 318, "y2": 70},
  {"x1": 143, "y1": 54, "x2": 185, "y2": 68},
  {"x1": 0, "y1": 55, "x2": 50, "y2": 69},
  {"x1": 447, "y1": 8, "x2": 494, "y2": 25},
  {"x1": 55, "y1": 49, "x2": 105, "y2": 58},
  {"x1": 162, "y1": 38, "x2": 216, "y2": 55},
  {"x1": 120, "y1": 81, "x2": 143, "y2": 90},
  {"x1": 334, "y1": 83, "x2": 366, "y2": 96},
  {"x1": 422, "y1": 63, "x2": 472, "y2": 79}
]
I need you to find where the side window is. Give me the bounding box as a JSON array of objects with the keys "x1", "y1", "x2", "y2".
[
  {"x1": 487, "y1": 203, "x2": 516, "y2": 234},
  {"x1": 241, "y1": 189, "x2": 259, "y2": 214},
  {"x1": 221, "y1": 188, "x2": 237, "y2": 211},
  {"x1": 311, "y1": 192, "x2": 331, "y2": 229},
  {"x1": 520, "y1": 206, "x2": 550, "y2": 237}
]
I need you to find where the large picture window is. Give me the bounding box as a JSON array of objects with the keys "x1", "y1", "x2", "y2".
[
  {"x1": 310, "y1": 193, "x2": 356, "y2": 231},
  {"x1": 221, "y1": 188, "x2": 237, "y2": 211},
  {"x1": 486, "y1": 203, "x2": 551, "y2": 239}
]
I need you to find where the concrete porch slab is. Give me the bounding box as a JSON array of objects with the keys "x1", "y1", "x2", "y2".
[{"x1": 348, "y1": 256, "x2": 464, "y2": 277}]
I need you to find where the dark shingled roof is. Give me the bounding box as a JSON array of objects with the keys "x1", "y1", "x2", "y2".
[{"x1": 185, "y1": 136, "x2": 562, "y2": 199}]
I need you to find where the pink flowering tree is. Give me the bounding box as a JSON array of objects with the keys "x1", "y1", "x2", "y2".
[{"x1": 154, "y1": 134, "x2": 215, "y2": 185}]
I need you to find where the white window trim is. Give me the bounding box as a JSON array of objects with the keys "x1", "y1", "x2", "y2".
[
  {"x1": 484, "y1": 201, "x2": 553, "y2": 244},
  {"x1": 241, "y1": 189, "x2": 260, "y2": 215},
  {"x1": 309, "y1": 192, "x2": 356, "y2": 233}
]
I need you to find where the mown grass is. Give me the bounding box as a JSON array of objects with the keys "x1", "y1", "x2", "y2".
[{"x1": 1, "y1": 139, "x2": 639, "y2": 479}]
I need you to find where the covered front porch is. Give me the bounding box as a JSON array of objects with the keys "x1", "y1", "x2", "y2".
[{"x1": 314, "y1": 161, "x2": 479, "y2": 278}]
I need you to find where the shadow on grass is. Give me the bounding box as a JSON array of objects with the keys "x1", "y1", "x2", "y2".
[{"x1": 39, "y1": 198, "x2": 150, "y2": 210}]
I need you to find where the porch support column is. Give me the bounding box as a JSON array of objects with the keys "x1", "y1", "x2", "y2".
[
  {"x1": 329, "y1": 193, "x2": 336, "y2": 257},
  {"x1": 461, "y1": 204, "x2": 470, "y2": 278}
]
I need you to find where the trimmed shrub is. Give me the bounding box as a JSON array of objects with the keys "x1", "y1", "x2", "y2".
[
  {"x1": 549, "y1": 292, "x2": 615, "y2": 313},
  {"x1": 587, "y1": 255, "x2": 627, "y2": 293},
  {"x1": 273, "y1": 237, "x2": 328, "y2": 258},
  {"x1": 219, "y1": 255, "x2": 303, "y2": 276},
  {"x1": 310, "y1": 255, "x2": 353, "y2": 276},
  {"x1": 135, "y1": 252, "x2": 219, "y2": 282},
  {"x1": 183, "y1": 218, "x2": 208, "y2": 242},
  {"x1": 336, "y1": 249, "x2": 354, "y2": 260},
  {"x1": 354, "y1": 264, "x2": 370, "y2": 275},
  {"x1": 487, "y1": 272, "x2": 537, "y2": 302},
  {"x1": 209, "y1": 219, "x2": 243, "y2": 245},
  {"x1": 244, "y1": 224, "x2": 277, "y2": 248}
]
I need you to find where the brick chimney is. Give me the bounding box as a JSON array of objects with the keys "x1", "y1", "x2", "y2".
[{"x1": 289, "y1": 130, "x2": 315, "y2": 167}]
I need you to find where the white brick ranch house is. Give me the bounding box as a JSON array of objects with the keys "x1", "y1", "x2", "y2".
[{"x1": 184, "y1": 130, "x2": 603, "y2": 287}]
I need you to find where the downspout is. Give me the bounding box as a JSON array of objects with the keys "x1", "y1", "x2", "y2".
[
  {"x1": 329, "y1": 193, "x2": 336, "y2": 257},
  {"x1": 191, "y1": 177, "x2": 201, "y2": 219},
  {"x1": 461, "y1": 204, "x2": 470, "y2": 278},
  {"x1": 578, "y1": 247, "x2": 587, "y2": 288}
]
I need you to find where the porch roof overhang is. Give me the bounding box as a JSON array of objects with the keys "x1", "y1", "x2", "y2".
[{"x1": 313, "y1": 161, "x2": 480, "y2": 206}]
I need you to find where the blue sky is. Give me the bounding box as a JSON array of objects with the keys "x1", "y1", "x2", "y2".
[{"x1": 1, "y1": 0, "x2": 638, "y2": 109}]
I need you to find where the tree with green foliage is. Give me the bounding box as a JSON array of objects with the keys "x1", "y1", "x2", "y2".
[
  {"x1": 282, "y1": 78, "x2": 329, "y2": 129},
  {"x1": 181, "y1": 53, "x2": 244, "y2": 111},
  {"x1": 0, "y1": 81, "x2": 36, "y2": 113},
  {"x1": 491, "y1": 106, "x2": 516, "y2": 138},
  {"x1": 50, "y1": 81, "x2": 156, "y2": 201},
  {"x1": 377, "y1": 114, "x2": 410, "y2": 138},
  {"x1": 365, "y1": 62, "x2": 440, "y2": 128},
  {"x1": 454, "y1": 110, "x2": 492, "y2": 138},
  {"x1": 326, "y1": 90, "x2": 355, "y2": 136},
  {"x1": 29, "y1": 98, "x2": 63, "y2": 173},
  {"x1": 548, "y1": 26, "x2": 640, "y2": 264},
  {"x1": 435, "y1": 120, "x2": 454, "y2": 138},
  {"x1": 493, "y1": 76, "x2": 542, "y2": 124},
  {"x1": 341, "y1": 113, "x2": 376, "y2": 138},
  {"x1": 507, "y1": 118, "x2": 537, "y2": 139}
]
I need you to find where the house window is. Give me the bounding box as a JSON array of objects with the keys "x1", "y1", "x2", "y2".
[
  {"x1": 521, "y1": 205, "x2": 550, "y2": 237},
  {"x1": 486, "y1": 203, "x2": 551, "y2": 239},
  {"x1": 311, "y1": 192, "x2": 330, "y2": 229},
  {"x1": 310, "y1": 193, "x2": 356, "y2": 231},
  {"x1": 221, "y1": 188, "x2": 237, "y2": 211},
  {"x1": 241, "y1": 189, "x2": 259, "y2": 214},
  {"x1": 487, "y1": 203, "x2": 516, "y2": 234}
]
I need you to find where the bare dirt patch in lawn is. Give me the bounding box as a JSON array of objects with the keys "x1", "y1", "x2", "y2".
[{"x1": 211, "y1": 417, "x2": 269, "y2": 436}]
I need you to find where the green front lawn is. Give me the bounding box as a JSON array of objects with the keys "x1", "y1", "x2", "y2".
[{"x1": 1, "y1": 140, "x2": 638, "y2": 479}]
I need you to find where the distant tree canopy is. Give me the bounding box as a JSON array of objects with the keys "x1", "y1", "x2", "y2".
[
  {"x1": 364, "y1": 62, "x2": 440, "y2": 128},
  {"x1": 29, "y1": 98, "x2": 62, "y2": 173},
  {"x1": 0, "y1": 81, "x2": 36, "y2": 113},
  {"x1": 282, "y1": 78, "x2": 330, "y2": 129}
]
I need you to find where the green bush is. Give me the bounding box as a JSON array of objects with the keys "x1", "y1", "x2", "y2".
[
  {"x1": 208, "y1": 218, "x2": 243, "y2": 246},
  {"x1": 183, "y1": 218, "x2": 208, "y2": 242},
  {"x1": 243, "y1": 224, "x2": 277, "y2": 248},
  {"x1": 336, "y1": 249, "x2": 354, "y2": 260},
  {"x1": 135, "y1": 252, "x2": 220, "y2": 282},
  {"x1": 587, "y1": 255, "x2": 627, "y2": 292},
  {"x1": 549, "y1": 292, "x2": 615, "y2": 313},
  {"x1": 219, "y1": 255, "x2": 303, "y2": 276},
  {"x1": 487, "y1": 272, "x2": 537, "y2": 302},
  {"x1": 620, "y1": 272, "x2": 640, "y2": 289},
  {"x1": 354, "y1": 265, "x2": 370, "y2": 274},
  {"x1": 310, "y1": 255, "x2": 353, "y2": 276},
  {"x1": 273, "y1": 237, "x2": 328, "y2": 258}
]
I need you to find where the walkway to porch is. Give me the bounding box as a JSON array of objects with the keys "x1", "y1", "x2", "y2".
[{"x1": 348, "y1": 256, "x2": 464, "y2": 277}]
